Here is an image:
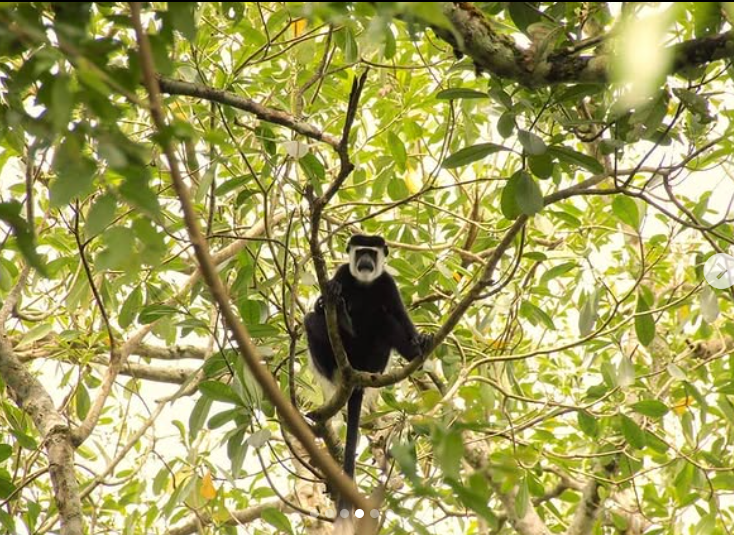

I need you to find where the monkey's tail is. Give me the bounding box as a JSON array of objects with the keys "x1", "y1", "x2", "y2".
[{"x1": 334, "y1": 388, "x2": 364, "y2": 535}]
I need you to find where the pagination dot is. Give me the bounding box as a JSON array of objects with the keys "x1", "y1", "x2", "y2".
[
  {"x1": 355, "y1": 509, "x2": 364, "y2": 518},
  {"x1": 340, "y1": 509, "x2": 350, "y2": 518},
  {"x1": 370, "y1": 509, "x2": 379, "y2": 519}
]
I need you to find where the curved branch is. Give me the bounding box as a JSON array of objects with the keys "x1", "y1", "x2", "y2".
[
  {"x1": 130, "y1": 2, "x2": 371, "y2": 514},
  {"x1": 157, "y1": 76, "x2": 339, "y2": 149}
]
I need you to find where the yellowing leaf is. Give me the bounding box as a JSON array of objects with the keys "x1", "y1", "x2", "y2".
[
  {"x1": 404, "y1": 166, "x2": 422, "y2": 194},
  {"x1": 672, "y1": 396, "x2": 694, "y2": 416},
  {"x1": 200, "y1": 471, "x2": 217, "y2": 500},
  {"x1": 293, "y1": 18, "x2": 307, "y2": 37}
]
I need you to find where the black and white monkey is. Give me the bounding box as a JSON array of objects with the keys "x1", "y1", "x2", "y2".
[{"x1": 304, "y1": 234, "x2": 432, "y2": 530}]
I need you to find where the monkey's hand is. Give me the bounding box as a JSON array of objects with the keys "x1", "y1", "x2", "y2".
[
  {"x1": 320, "y1": 281, "x2": 355, "y2": 336},
  {"x1": 315, "y1": 281, "x2": 342, "y2": 312},
  {"x1": 412, "y1": 332, "x2": 434, "y2": 356}
]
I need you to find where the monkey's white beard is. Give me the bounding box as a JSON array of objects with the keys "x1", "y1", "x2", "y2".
[{"x1": 348, "y1": 247, "x2": 385, "y2": 284}]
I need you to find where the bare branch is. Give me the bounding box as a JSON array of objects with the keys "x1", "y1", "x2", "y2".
[{"x1": 157, "y1": 76, "x2": 339, "y2": 148}]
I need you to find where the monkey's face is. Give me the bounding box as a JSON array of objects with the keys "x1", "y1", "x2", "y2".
[{"x1": 348, "y1": 246, "x2": 385, "y2": 283}]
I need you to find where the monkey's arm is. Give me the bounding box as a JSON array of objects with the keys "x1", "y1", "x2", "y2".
[
  {"x1": 383, "y1": 278, "x2": 432, "y2": 360},
  {"x1": 315, "y1": 276, "x2": 354, "y2": 337}
]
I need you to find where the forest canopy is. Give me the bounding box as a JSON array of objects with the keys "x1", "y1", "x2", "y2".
[{"x1": 1, "y1": 2, "x2": 734, "y2": 535}]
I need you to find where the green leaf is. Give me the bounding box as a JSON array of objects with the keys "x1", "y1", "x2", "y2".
[
  {"x1": 578, "y1": 411, "x2": 599, "y2": 437},
  {"x1": 390, "y1": 442, "x2": 419, "y2": 484},
  {"x1": 387, "y1": 177, "x2": 410, "y2": 200},
  {"x1": 207, "y1": 408, "x2": 239, "y2": 429},
  {"x1": 516, "y1": 171, "x2": 544, "y2": 216},
  {"x1": 516, "y1": 477, "x2": 529, "y2": 518},
  {"x1": 383, "y1": 25, "x2": 396, "y2": 59},
  {"x1": 255, "y1": 125, "x2": 276, "y2": 156},
  {"x1": 497, "y1": 112, "x2": 516, "y2": 138},
  {"x1": 631, "y1": 400, "x2": 669, "y2": 419},
  {"x1": 199, "y1": 381, "x2": 242, "y2": 404},
  {"x1": 446, "y1": 478, "x2": 497, "y2": 524},
  {"x1": 540, "y1": 262, "x2": 576, "y2": 285},
  {"x1": 694, "y1": 514, "x2": 716, "y2": 535},
  {"x1": 435, "y1": 429, "x2": 463, "y2": 479},
  {"x1": 0, "y1": 475, "x2": 15, "y2": 500},
  {"x1": 578, "y1": 296, "x2": 598, "y2": 337},
  {"x1": 17, "y1": 323, "x2": 52, "y2": 347},
  {"x1": 119, "y1": 172, "x2": 161, "y2": 217},
  {"x1": 169, "y1": 2, "x2": 197, "y2": 41},
  {"x1": 299, "y1": 153, "x2": 325, "y2": 193},
  {"x1": 75, "y1": 384, "x2": 90, "y2": 420},
  {"x1": 119, "y1": 287, "x2": 143, "y2": 329},
  {"x1": 403, "y1": 3, "x2": 452, "y2": 30},
  {"x1": 227, "y1": 429, "x2": 248, "y2": 479},
  {"x1": 138, "y1": 304, "x2": 179, "y2": 325},
  {"x1": 612, "y1": 196, "x2": 640, "y2": 229},
  {"x1": 153, "y1": 468, "x2": 169, "y2": 496},
  {"x1": 11, "y1": 430, "x2": 37, "y2": 450},
  {"x1": 96, "y1": 227, "x2": 135, "y2": 271},
  {"x1": 519, "y1": 301, "x2": 555, "y2": 330},
  {"x1": 501, "y1": 172, "x2": 521, "y2": 220},
  {"x1": 442, "y1": 143, "x2": 507, "y2": 169},
  {"x1": 436, "y1": 88, "x2": 488, "y2": 100},
  {"x1": 0, "y1": 445, "x2": 12, "y2": 464},
  {"x1": 508, "y1": 1, "x2": 542, "y2": 33},
  {"x1": 618, "y1": 356, "x2": 635, "y2": 387},
  {"x1": 388, "y1": 131, "x2": 407, "y2": 172},
  {"x1": 247, "y1": 429, "x2": 271, "y2": 448},
  {"x1": 635, "y1": 293, "x2": 656, "y2": 347},
  {"x1": 693, "y1": 2, "x2": 722, "y2": 37},
  {"x1": 85, "y1": 194, "x2": 117, "y2": 238},
  {"x1": 50, "y1": 74, "x2": 74, "y2": 132},
  {"x1": 262, "y1": 509, "x2": 294, "y2": 535},
  {"x1": 548, "y1": 146, "x2": 604, "y2": 174},
  {"x1": 189, "y1": 396, "x2": 212, "y2": 441},
  {"x1": 501, "y1": 172, "x2": 522, "y2": 220},
  {"x1": 248, "y1": 324, "x2": 279, "y2": 338},
  {"x1": 517, "y1": 130, "x2": 547, "y2": 156},
  {"x1": 51, "y1": 136, "x2": 97, "y2": 206},
  {"x1": 343, "y1": 27, "x2": 358, "y2": 63},
  {"x1": 620, "y1": 415, "x2": 647, "y2": 449},
  {"x1": 528, "y1": 153, "x2": 554, "y2": 179},
  {"x1": 238, "y1": 300, "x2": 263, "y2": 325},
  {"x1": 701, "y1": 285, "x2": 719, "y2": 323}
]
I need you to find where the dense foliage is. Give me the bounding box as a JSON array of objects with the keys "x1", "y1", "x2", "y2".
[{"x1": 1, "y1": 3, "x2": 734, "y2": 534}]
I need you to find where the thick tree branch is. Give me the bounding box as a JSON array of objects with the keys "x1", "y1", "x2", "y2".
[
  {"x1": 567, "y1": 460, "x2": 618, "y2": 535},
  {"x1": 130, "y1": 2, "x2": 371, "y2": 514},
  {"x1": 436, "y1": 3, "x2": 734, "y2": 87},
  {"x1": 0, "y1": 338, "x2": 83, "y2": 534}
]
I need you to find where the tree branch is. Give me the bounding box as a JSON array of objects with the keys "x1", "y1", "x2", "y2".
[
  {"x1": 434, "y1": 3, "x2": 734, "y2": 87},
  {"x1": 157, "y1": 76, "x2": 339, "y2": 148},
  {"x1": 306, "y1": 71, "x2": 369, "y2": 422},
  {"x1": 0, "y1": 339, "x2": 83, "y2": 534},
  {"x1": 130, "y1": 1, "x2": 371, "y2": 514}
]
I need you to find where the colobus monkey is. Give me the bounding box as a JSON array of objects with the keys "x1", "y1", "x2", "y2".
[{"x1": 304, "y1": 234, "x2": 432, "y2": 532}]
